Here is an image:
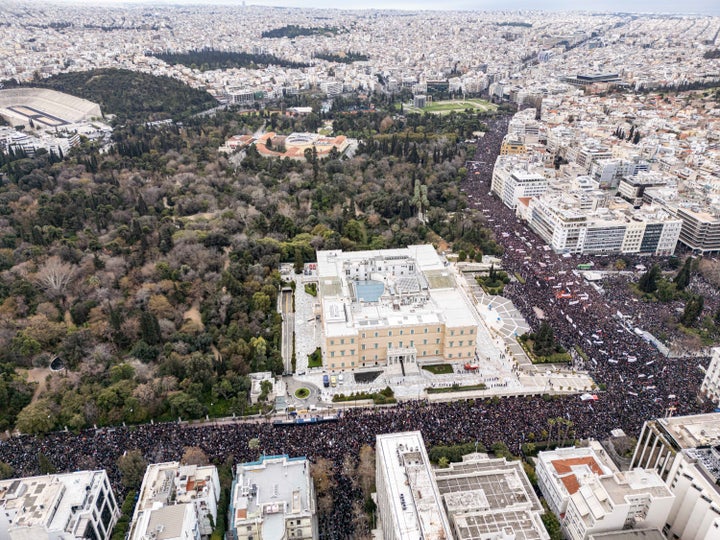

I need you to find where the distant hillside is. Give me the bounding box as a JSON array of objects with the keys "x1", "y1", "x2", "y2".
[{"x1": 26, "y1": 68, "x2": 218, "y2": 123}]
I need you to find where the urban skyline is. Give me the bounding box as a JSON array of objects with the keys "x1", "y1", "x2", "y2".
[{"x1": 13, "y1": 0, "x2": 720, "y2": 15}]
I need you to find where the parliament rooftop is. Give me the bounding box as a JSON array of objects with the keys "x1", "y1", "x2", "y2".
[{"x1": 316, "y1": 245, "x2": 480, "y2": 372}]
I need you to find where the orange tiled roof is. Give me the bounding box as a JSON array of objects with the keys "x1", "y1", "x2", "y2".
[
  {"x1": 560, "y1": 474, "x2": 581, "y2": 494},
  {"x1": 551, "y1": 457, "x2": 605, "y2": 495}
]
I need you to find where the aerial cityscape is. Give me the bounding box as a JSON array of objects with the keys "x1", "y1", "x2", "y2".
[{"x1": 1, "y1": 1, "x2": 720, "y2": 539}]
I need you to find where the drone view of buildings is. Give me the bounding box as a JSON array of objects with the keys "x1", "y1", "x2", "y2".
[{"x1": 2, "y1": 0, "x2": 720, "y2": 538}]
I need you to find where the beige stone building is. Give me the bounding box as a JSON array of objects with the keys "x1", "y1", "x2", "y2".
[{"x1": 316, "y1": 245, "x2": 479, "y2": 371}]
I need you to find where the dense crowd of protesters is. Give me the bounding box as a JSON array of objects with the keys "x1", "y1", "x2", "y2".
[{"x1": 0, "y1": 114, "x2": 714, "y2": 539}]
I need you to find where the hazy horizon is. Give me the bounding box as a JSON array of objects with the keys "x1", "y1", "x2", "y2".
[{"x1": 12, "y1": 0, "x2": 720, "y2": 15}]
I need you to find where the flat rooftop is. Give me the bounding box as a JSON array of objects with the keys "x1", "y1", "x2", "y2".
[
  {"x1": 599, "y1": 470, "x2": 673, "y2": 504},
  {"x1": 317, "y1": 245, "x2": 479, "y2": 337},
  {"x1": 656, "y1": 412, "x2": 720, "y2": 449},
  {"x1": 0, "y1": 470, "x2": 107, "y2": 535},
  {"x1": 376, "y1": 432, "x2": 452, "y2": 540},
  {"x1": 232, "y1": 455, "x2": 314, "y2": 540},
  {"x1": 435, "y1": 454, "x2": 547, "y2": 540}
]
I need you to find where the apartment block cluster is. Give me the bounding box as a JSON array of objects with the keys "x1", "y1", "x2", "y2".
[
  {"x1": 1, "y1": 5, "x2": 719, "y2": 109},
  {"x1": 0, "y1": 455, "x2": 317, "y2": 540},
  {"x1": 376, "y1": 413, "x2": 720, "y2": 540},
  {"x1": 316, "y1": 245, "x2": 480, "y2": 371},
  {"x1": 491, "y1": 85, "x2": 720, "y2": 255},
  {"x1": 529, "y1": 412, "x2": 720, "y2": 540}
]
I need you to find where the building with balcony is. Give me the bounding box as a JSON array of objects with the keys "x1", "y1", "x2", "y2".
[
  {"x1": 525, "y1": 191, "x2": 681, "y2": 255},
  {"x1": 536, "y1": 441, "x2": 618, "y2": 517},
  {"x1": 701, "y1": 348, "x2": 720, "y2": 407},
  {"x1": 630, "y1": 413, "x2": 720, "y2": 540},
  {"x1": 562, "y1": 469, "x2": 674, "y2": 540},
  {"x1": 675, "y1": 205, "x2": 720, "y2": 254}
]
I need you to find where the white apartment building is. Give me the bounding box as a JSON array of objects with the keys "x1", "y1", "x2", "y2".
[
  {"x1": 562, "y1": 469, "x2": 674, "y2": 540},
  {"x1": 491, "y1": 155, "x2": 548, "y2": 210},
  {"x1": 535, "y1": 441, "x2": 618, "y2": 517},
  {"x1": 128, "y1": 462, "x2": 220, "y2": 540},
  {"x1": 701, "y1": 348, "x2": 720, "y2": 406},
  {"x1": 0, "y1": 470, "x2": 119, "y2": 540},
  {"x1": 229, "y1": 455, "x2": 317, "y2": 540},
  {"x1": 375, "y1": 432, "x2": 452, "y2": 540},
  {"x1": 526, "y1": 192, "x2": 681, "y2": 255},
  {"x1": 590, "y1": 159, "x2": 650, "y2": 190},
  {"x1": 631, "y1": 413, "x2": 720, "y2": 540},
  {"x1": 617, "y1": 173, "x2": 670, "y2": 208},
  {"x1": 675, "y1": 205, "x2": 720, "y2": 254},
  {"x1": 376, "y1": 431, "x2": 547, "y2": 540}
]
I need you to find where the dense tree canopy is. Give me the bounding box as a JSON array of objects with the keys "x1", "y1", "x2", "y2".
[
  {"x1": 23, "y1": 68, "x2": 218, "y2": 123},
  {"x1": 0, "y1": 75, "x2": 503, "y2": 433}
]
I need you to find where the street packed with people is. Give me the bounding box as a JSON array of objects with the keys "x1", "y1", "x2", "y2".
[{"x1": 0, "y1": 113, "x2": 714, "y2": 539}]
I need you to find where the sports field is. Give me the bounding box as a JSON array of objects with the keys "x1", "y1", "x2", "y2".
[{"x1": 406, "y1": 98, "x2": 497, "y2": 114}]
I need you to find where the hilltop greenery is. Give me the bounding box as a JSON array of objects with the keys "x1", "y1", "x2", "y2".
[
  {"x1": 261, "y1": 25, "x2": 342, "y2": 39},
  {"x1": 26, "y1": 68, "x2": 218, "y2": 123},
  {"x1": 151, "y1": 48, "x2": 310, "y2": 71},
  {"x1": 314, "y1": 51, "x2": 369, "y2": 63}
]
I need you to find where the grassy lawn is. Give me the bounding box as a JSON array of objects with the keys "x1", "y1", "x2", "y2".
[
  {"x1": 307, "y1": 347, "x2": 323, "y2": 368},
  {"x1": 426, "y1": 383, "x2": 488, "y2": 394},
  {"x1": 406, "y1": 98, "x2": 497, "y2": 115},
  {"x1": 304, "y1": 283, "x2": 317, "y2": 296},
  {"x1": 519, "y1": 338, "x2": 572, "y2": 364},
  {"x1": 294, "y1": 387, "x2": 310, "y2": 399},
  {"x1": 422, "y1": 363, "x2": 454, "y2": 375}
]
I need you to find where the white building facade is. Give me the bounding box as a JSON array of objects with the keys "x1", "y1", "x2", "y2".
[
  {"x1": 562, "y1": 469, "x2": 674, "y2": 540},
  {"x1": 0, "y1": 470, "x2": 119, "y2": 540},
  {"x1": 229, "y1": 455, "x2": 317, "y2": 540},
  {"x1": 128, "y1": 462, "x2": 220, "y2": 540}
]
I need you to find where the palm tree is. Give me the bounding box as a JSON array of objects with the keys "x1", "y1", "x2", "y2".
[
  {"x1": 248, "y1": 437, "x2": 260, "y2": 457},
  {"x1": 555, "y1": 417, "x2": 565, "y2": 446},
  {"x1": 547, "y1": 418, "x2": 556, "y2": 448},
  {"x1": 562, "y1": 419, "x2": 574, "y2": 447}
]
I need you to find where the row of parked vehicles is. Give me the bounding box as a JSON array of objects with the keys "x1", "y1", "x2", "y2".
[{"x1": 322, "y1": 373, "x2": 345, "y2": 387}]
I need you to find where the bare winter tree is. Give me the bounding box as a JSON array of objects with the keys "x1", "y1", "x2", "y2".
[{"x1": 35, "y1": 256, "x2": 76, "y2": 299}]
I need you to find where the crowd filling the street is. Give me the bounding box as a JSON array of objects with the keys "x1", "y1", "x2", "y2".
[{"x1": 0, "y1": 113, "x2": 715, "y2": 539}]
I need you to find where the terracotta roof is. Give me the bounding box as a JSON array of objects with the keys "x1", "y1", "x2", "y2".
[
  {"x1": 551, "y1": 457, "x2": 605, "y2": 495},
  {"x1": 551, "y1": 457, "x2": 604, "y2": 476},
  {"x1": 560, "y1": 474, "x2": 580, "y2": 495}
]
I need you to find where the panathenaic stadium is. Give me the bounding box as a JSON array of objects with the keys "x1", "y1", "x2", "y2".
[{"x1": 0, "y1": 88, "x2": 102, "y2": 128}]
